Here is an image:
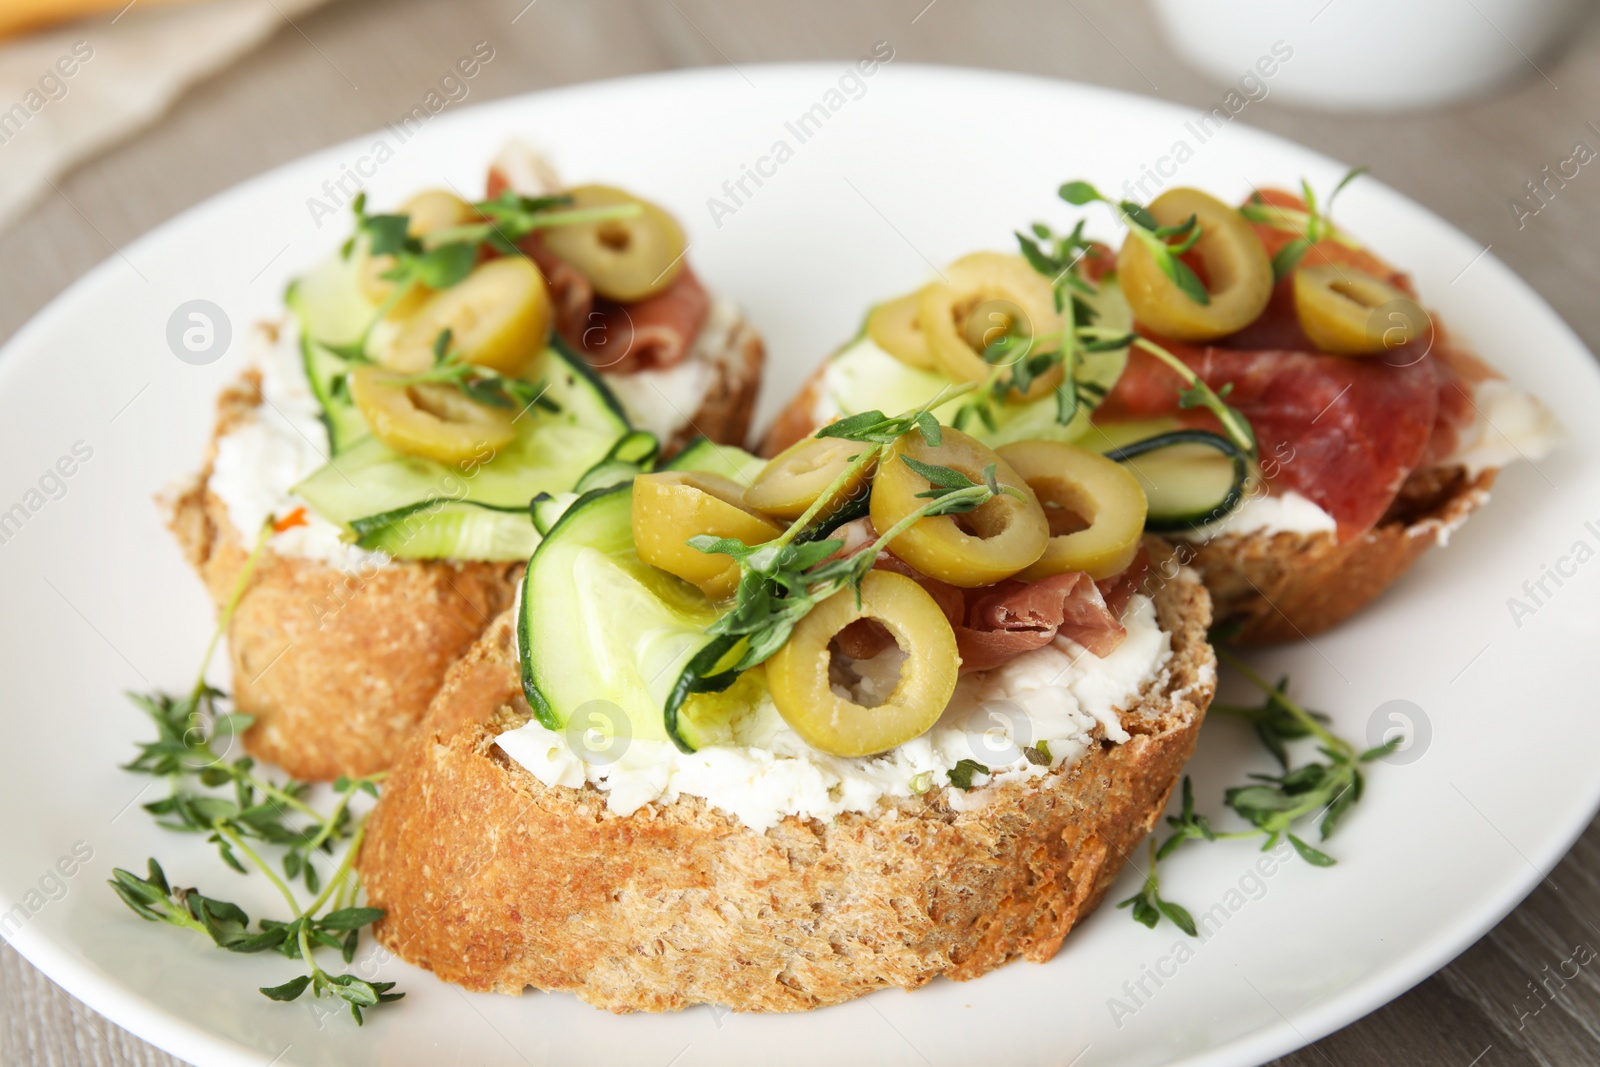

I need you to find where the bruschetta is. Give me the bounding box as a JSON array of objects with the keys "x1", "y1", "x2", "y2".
[
  {"x1": 358, "y1": 423, "x2": 1217, "y2": 1010},
  {"x1": 166, "y1": 143, "x2": 763, "y2": 780},
  {"x1": 763, "y1": 178, "x2": 1556, "y2": 643}
]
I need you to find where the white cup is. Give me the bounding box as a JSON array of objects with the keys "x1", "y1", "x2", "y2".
[{"x1": 1150, "y1": 0, "x2": 1590, "y2": 111}]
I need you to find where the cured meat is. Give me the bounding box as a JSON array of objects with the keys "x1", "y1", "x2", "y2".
[
  {"x1": 1094, "y1": 549, "x2": 1150, "y2": 620},
  {"x1": 578, "y1": 267, "x2": 711, "y2": 374},
  {"x1": 957, "y1": 572, "x2": 1126, "y2": 671},
  {"x1": 520, "y1": 235, "x2": 595, "y2": 347},
  {"x1": 831, "y1": 535, "x2": 1140, "y2": 673},
  {"x1": 1099, "y1": 339, "x2": 1439, "y2": 539}
]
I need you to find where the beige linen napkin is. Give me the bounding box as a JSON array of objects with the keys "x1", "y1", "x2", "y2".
[{"x1": 0, "y1": 0, "x2": 332, "y2": 231}]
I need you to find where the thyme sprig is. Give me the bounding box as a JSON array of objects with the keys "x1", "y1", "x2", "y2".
[
  {"x1": 108, "y1": 522, "x2": 400, "y2": 1023},
  {"x1": 1127, "y1": 334, "x2": 1258, "y2": 458},
  {"x1": 689, "y1": 387, "x2": 1027, "y2": 673},
  {"x1": 1239, "y1": 166, "x2": 1367, "y2": 279},
  {"x1": 1123, "y1": 651, "x2": 1403, "y2": 937},
  {"x1": 1117, "y1": 839, "x2": 1198, "y2": 936}
]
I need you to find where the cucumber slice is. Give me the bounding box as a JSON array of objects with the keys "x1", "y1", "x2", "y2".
[
  {"x1": 350, "y1": 500, "x2": 538, "y2": 561},
  {"x1": 520, "y1": 442, "x2": 800, "y2": 753},
  {"x1": 573, "y1": 430, "x2": 660, "y2": 493},
  {"x1": 1096, "y1": 423, "x2": 1251, "y2": 531},
  {"x1": 665, "y1": 639, "x2": 762, "y2": 750},
  {"x1": 519, "y1": 485, "x2": 723, "y2": 745},
  {"x1": 284, "y1": 254, "x2": 379, "y2": 454},
  {"x1": 663, "y1": 438, "x2": 767, "y2": 485},
  {"x1": 292, "y1": 340, "x2": 630, "y2": 531},
  {"x1": 530, "y1": 492, "x2": 579, "y2": 536}
]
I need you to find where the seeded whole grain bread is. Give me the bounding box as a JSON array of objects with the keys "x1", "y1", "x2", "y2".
[
  {"x1": 165, "y1": 317, "x2": 763, "y2": 781},
  {"x1": 355, "y1": 543, "x2": 1214, "y2": 1013},
  {"x1": 760, "y1": 364, "x2": 1495, "y2": 646}
]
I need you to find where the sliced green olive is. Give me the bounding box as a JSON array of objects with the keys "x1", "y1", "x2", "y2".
[
  {"x1": 1117, "y1": 187, "x2": 1273, "y2": 342},
  {"x1": 540, "y1": 184, "x2": 687, "y2": 302},
  {"x1": 744, "y1": 436, "x2": 872, "y2": 521},
  {"x1": 996, "y1": 440, "x2": 1147, "y2": 581},
  {"x1": 767, "y1": 570, "x2": 959, "y2": 757},
  {"x1": 1293, "y1": 265, "x2": 1429, "y2": 355},
  {"x1": 384, "y1": 257, "x2": 552, "y2": 377},
  {"x1": 632, "y1": 471, "x2": 781, "y2": 600},
  {"x1": 865, "y1": 292, "x2": 936, "y2": 370},
  {"x1": 917, "y1": 252, "x2": 1064, "y2": 400},
  {"x1": 869, "y1": 427, "x2": 1049, "y2": 588},
  {"x1": 349, "y1": 365, "x2": 515, "y2": 465},
  {"x1": 359, "y1": 189, "x2": 479, "y2": 314}
]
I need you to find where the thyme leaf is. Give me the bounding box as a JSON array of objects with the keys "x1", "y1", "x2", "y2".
[
  {"x1": 391, "y1": 328, "x2": 560, "y2": 415},
  {"x1": 947, "y1": 759, "x2": 991, "y2": 791},
  {"x1": 315, "y1": 189, "x2": 640, "y2": 366},
  {"x1": 1059, "y1": 180, "x2": 1208, "y2": 305}
]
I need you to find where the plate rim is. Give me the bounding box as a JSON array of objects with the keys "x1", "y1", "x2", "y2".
[{"x1": 2, "y1": 60, "x2": 1597, "y2": 1067}]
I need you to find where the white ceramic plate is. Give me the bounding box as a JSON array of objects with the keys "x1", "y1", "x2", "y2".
[{"x1": 1, "y1": 64, "x2": 1595, "y2": 1067}]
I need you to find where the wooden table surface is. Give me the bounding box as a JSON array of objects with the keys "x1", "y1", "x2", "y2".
[{"x1": 2, "y1": 0, "x2": 1598, "y2": 1063}]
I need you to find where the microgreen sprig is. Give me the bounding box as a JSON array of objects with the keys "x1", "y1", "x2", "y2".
[
  {"x1": 693, "y1": 459, "x2": 1011, "y2": 672},
  {"x1": 321, "y1": 190, "x2": 640, "y2": 364},
  {"x1": 688, "y1": 387, "x2": 1025, "y2": 674},
  {"x1": 108, "y1": 521, "x2": 400, "y2": 1023},
  {"x1": 1071, "y1": 326, "x2": 1257, "y2": 460},
  {"x1": 1122, "y1": 652, "x2": 1403, "y2": 937},
  {"x1": 1060, "y1": 180, "x2": 1208, "y2": 305},
  {"x1": 950, "y1": 217, "x2": 1113, "y2": 433},
  {"x1": 1238, "y1": 166, "x2": 1367, "y2": 280},
  {"x1": 390, "y1": 328, "x2": 560, "y2": 415}
]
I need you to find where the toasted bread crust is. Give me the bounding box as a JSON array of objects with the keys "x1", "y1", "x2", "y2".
[
  {"x1": 357, "y1": 551, "x2": 1214, "y2": 1012},
  {"x1": 167, "y1": 318, "x2": 764, "y2": 781},
  {"x1": 759, "y1": 367, "x2": 1497, "y2": 645},
  {"x1": 1183, "y1": 465, "x2": 1495, "y2": 644},
  {"x1": 166, "y1": 371, "x2": 521, "y2": 781}
]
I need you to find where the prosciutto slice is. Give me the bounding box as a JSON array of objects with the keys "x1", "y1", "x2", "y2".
[
  {"x1": 829, "y1": 528, "x2": 1142, "y2": 672},
  {"x1": 578, "y1": 267, "x2": 710, "y2": 373},
  {"x1": 956, "y1": 572, "x2": 1127, "y2": 670},
  {"x1": 520, "y1": 235, "x2": 595, "y2": 347},
  {"x1": 1100, "y1": 339, "x2": 1440, "y2": 539}
]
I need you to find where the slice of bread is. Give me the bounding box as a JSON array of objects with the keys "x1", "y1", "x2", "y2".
[
  {"x1": 167, "y1": 317, "x2": 763, "y2": 781},
  {"x1": 356, "y1": 545, "x2": 1214, "y2": 1013},
  {"x1": 759, "y1": 365, "x2": 1495, "y2": 646}
]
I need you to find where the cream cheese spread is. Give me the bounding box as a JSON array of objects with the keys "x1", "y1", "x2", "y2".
[
  {"x1": 1446, "y1": 376, "x2": 1560, "y2": 476},
  {"x1": 495, "y1": 592, "x2": 1173, "y2": 832},
  {"x1": 207, "y1": 323, "x2": 387, "y2": 571}
]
